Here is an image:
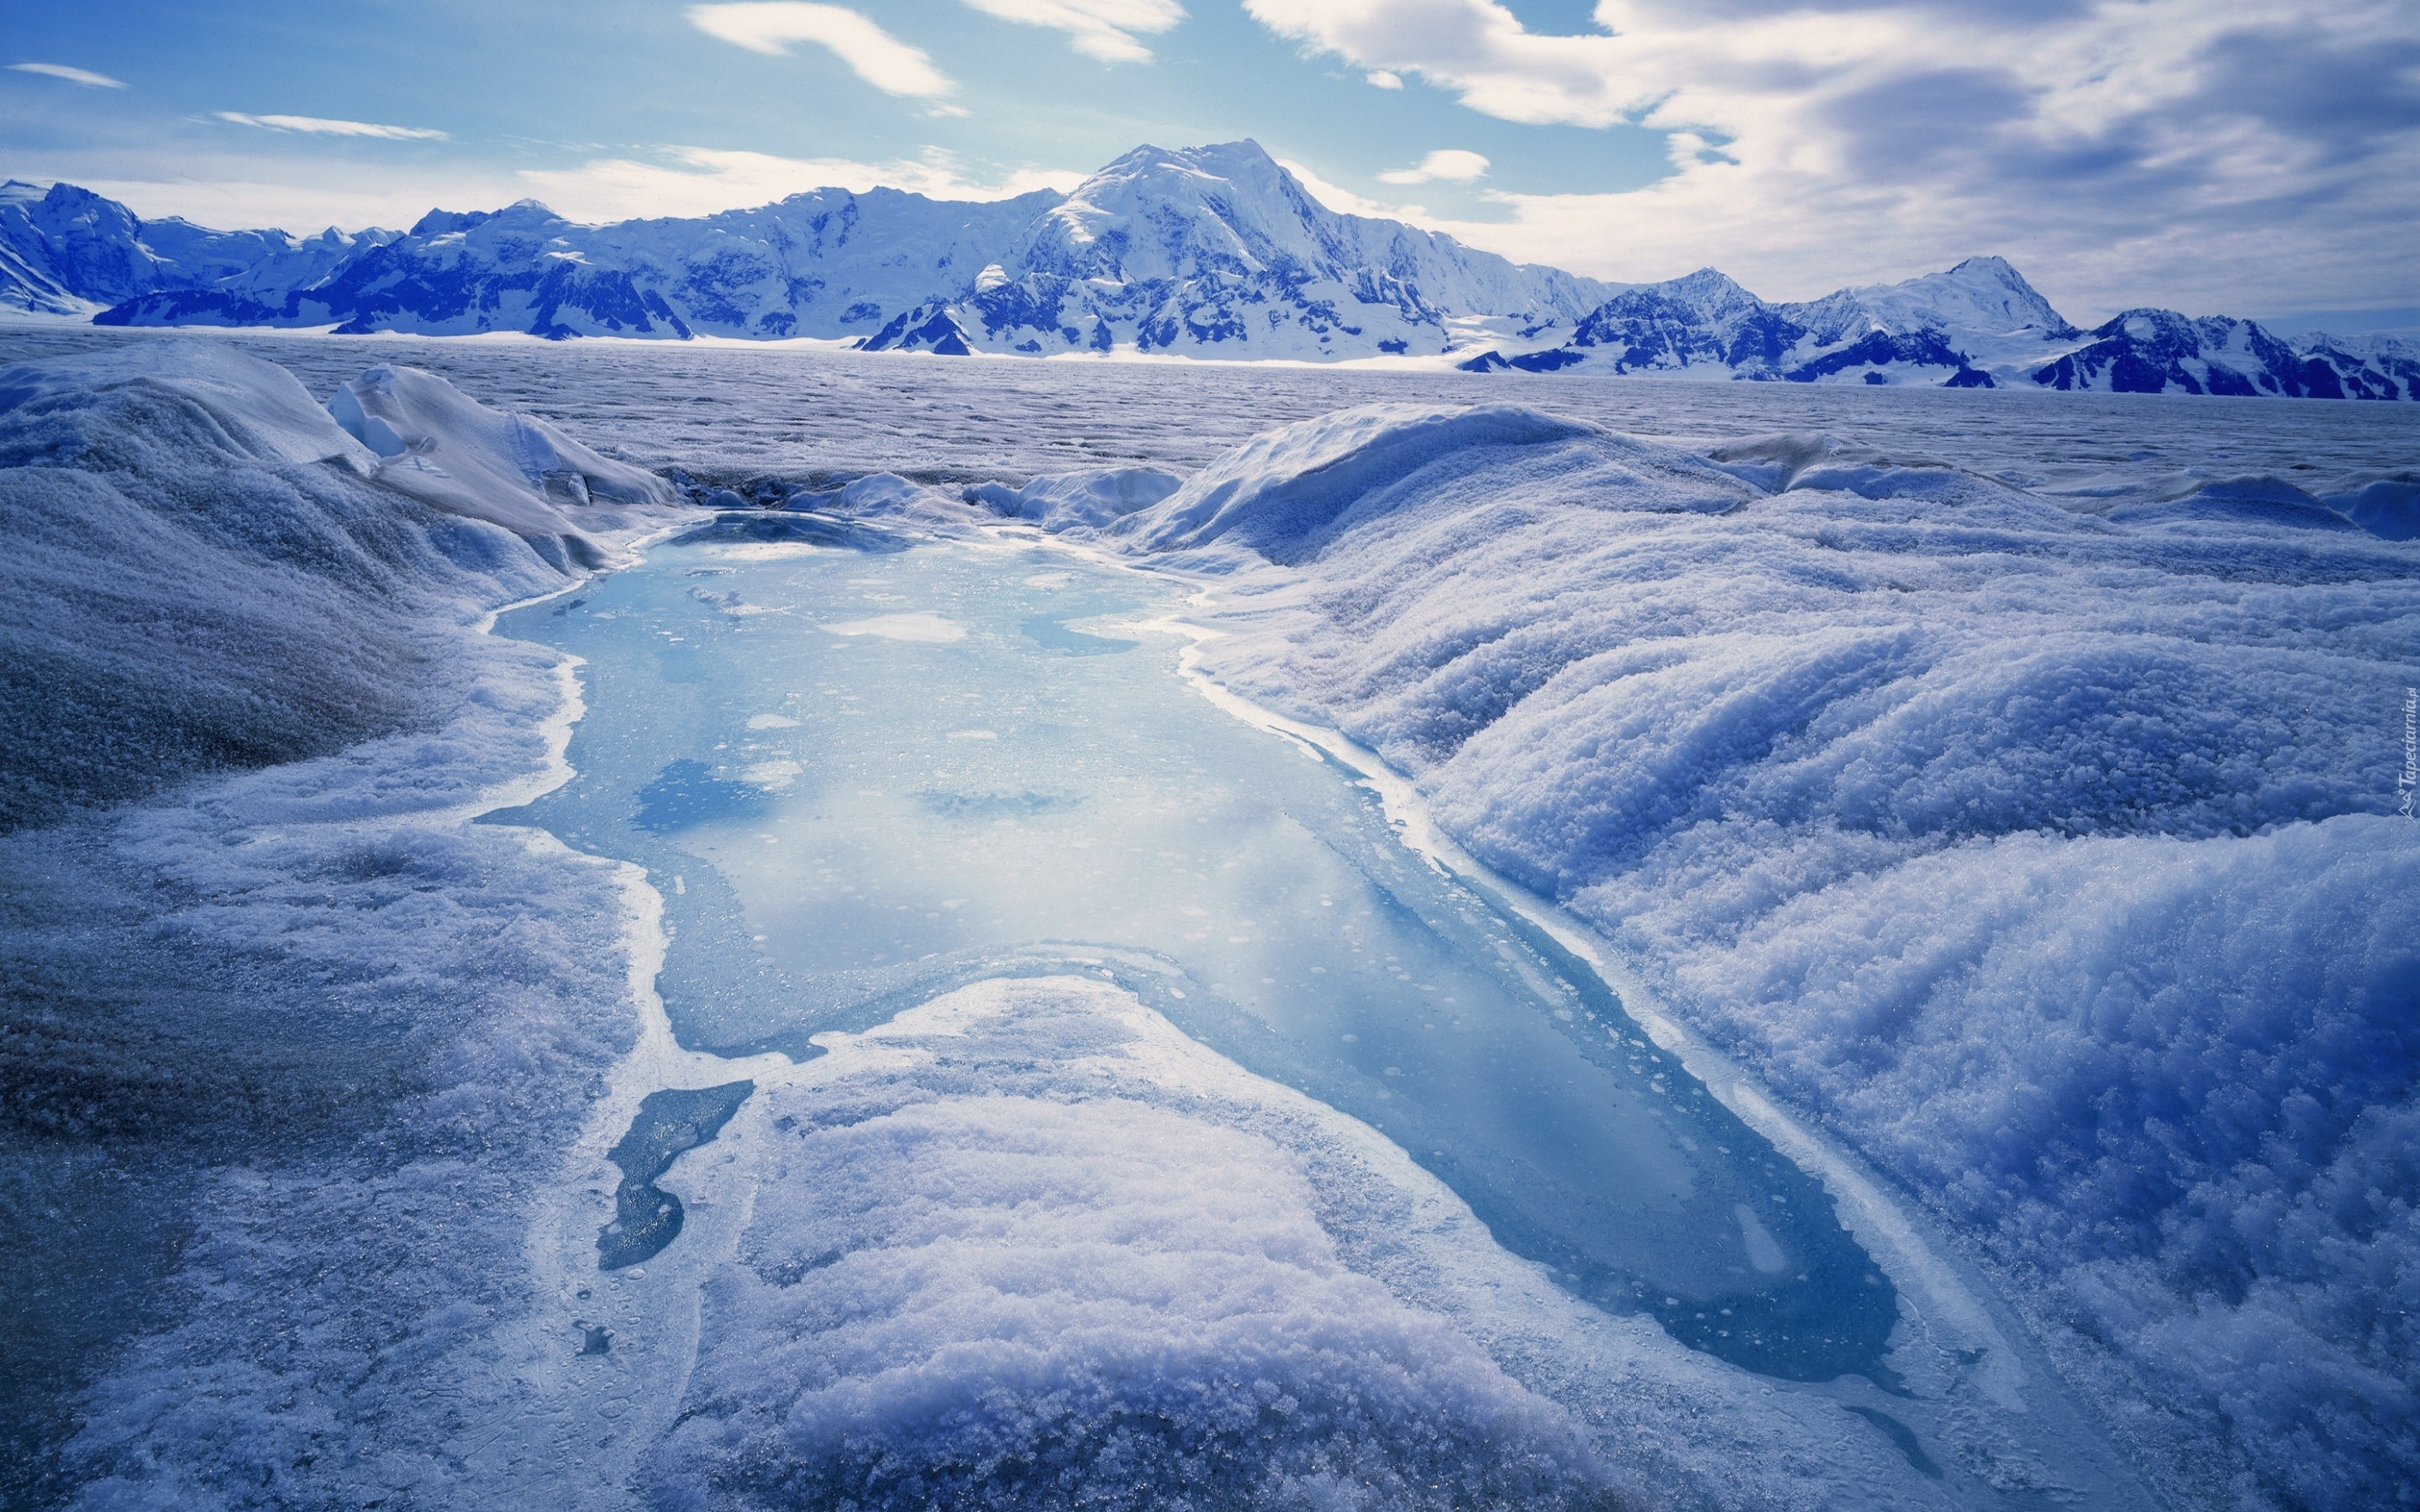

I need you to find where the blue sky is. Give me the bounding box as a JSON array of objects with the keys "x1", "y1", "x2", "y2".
[{"x1": 6, "y1": 1, "x2": 2418, "y2": 323}]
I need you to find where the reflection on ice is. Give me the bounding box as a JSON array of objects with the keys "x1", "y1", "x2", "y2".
[{"x1": 496, "y1": 522, "x2": 1900, "y2": 1383}]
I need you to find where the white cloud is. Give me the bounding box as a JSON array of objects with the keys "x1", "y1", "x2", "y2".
[
  {"x1": 9, "y1": 62, "x2": 127, "y2": 89},
  {"x1": 1246, "y1": 0, "x2": 2420, "y2": 318},
  {"x1": 959, "y1": 0, "x2": 1184, "y2": 63},
  {"x1": 687, "y1": 3, "x2": 955, "y2": 97},
  {"x1": 1365, "y1": 70, "x2": 1402, "y2": 89},
  {"x1": 1276, "y1": 156, "x2": 1425, "y2": 220},
  {"x1": 1378, "y1": 148, "x2": 1488, "y2": 184},
  {"x1": 518, "y1": 145, "x2": 1085, "y2": 223},
  {"x1": 216, "y1": 113, "x2": 448, "y2": 141}
]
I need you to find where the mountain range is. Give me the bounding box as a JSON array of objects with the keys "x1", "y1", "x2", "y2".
[{"x1": 5, "y1": 142, "x2": 2413, "y2": 401}]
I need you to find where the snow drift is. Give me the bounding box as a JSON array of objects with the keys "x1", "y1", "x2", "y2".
[
  {"x1": 1105, "y1": 402, "x2": 2420, "y2": 1509},
  {"x1": 329, "y1": 360, "x2": 674, "y2": 563},
  {"x1": 0, "y1": 343, "x2": 555, "y2": 828},
  {"x1": 1107, "y1": 404, "x2": 1631, "y2": 562}
]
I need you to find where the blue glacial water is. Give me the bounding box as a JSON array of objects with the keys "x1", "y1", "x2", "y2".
[{"x1": 492, "y1": 511, "x2": 1901, "y2": 1383}]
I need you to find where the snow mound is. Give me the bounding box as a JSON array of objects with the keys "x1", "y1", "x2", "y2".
[
  {"x1": 1162, "y1": 401, "x2": 2420, "y2": 1507},
  {"x1": 965, "y1": 465, "x2": 1182, "y2": 530},
  {"x1": 2, "y1": 342, "x2": 649, "y2": 1506},
  {"x1": 646, "y1": 974, "x2": 1943, "y2": 1511},
  {"x1": 654, "y1": 977, "x2": 1618, "y2": 1512},
  {"x1": 2109, "y1": 475, "x2": 2361, "y2": 532},
  {"x1": 1702, "y1": 432, "x2": 1961, "y2": 498},
  {"x1": 830, "y1": 470, "x2": 973, "y2": 523},
  {"x1": 331, "y1": 362, "x2": 672, "y2": 562},
  {"x1": 2320, "y1": 475, "x2": 2420, "y2": 541},
  {"x1": 1112, "y1": 403, "x2": 1744, "y2": 563},
  {"x1": 0, "y1": 335, "x2": 374, "y2": 471},
  {"x1": 0, "y1": 340, "x2": 568, "y2": 829}
]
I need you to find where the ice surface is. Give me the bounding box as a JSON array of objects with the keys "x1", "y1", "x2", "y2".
[{"x1": 6, "y1": 325, "x2": 2414, "y2": 500}]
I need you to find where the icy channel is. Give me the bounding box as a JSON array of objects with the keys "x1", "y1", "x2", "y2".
[{"x1": 492, "y1": 508, "x2": 1905, "y2": 1383}]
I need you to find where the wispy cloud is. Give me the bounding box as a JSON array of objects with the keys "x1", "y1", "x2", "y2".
[
  {"x1": 518, "y1": 144, "x2": 1082, "y2": 222},
  {"x1": 958, "y1": 0, "x2": 1183, "y2": 64},
  {"x1": 217, "y1": 112, "x2": 447, "y2": 140},
  {"x1": 10, "y1": 62, "x2": 126, "y2": 89},
  {"x1": 687, "y1": 3, "x2": 955, "y2": 97},
  {"x1": 1379, "y1": 149, "x2": 1487, "y2": 185},
  {"x1": 1247, "y1": 0, "x2": 2420, "y2": 315}
]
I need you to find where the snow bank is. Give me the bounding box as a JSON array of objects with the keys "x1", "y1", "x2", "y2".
[
  {"x1": 2321, "y1": 475, "x2": 2420, "y2": 542},
  {"x1": 645, "y1": 975, "x2": 1946, "y2": 1511},
  {"x1": 965, "y1": 465, "x2": 1181, "y2": 530},
  {"x1": 1107, "y1": 404, "x2": 1642, "y2": 563},
  {"x1": 0, "y1": 340, "x2": 575, "y2": 828},
  {"x1": 330, "y1": 362, "x2": 675, "y2": 567},
  {"x1": 1158, "y1": 404, "x2": 2420, "y2": 1509},
  {"x1": 0, "y1": 340, "x2": 666, "y2": 1504}
]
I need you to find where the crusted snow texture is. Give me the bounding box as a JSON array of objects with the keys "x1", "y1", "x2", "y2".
[
  {"x1": 1153, "y1": 402, "x2": 2420, "y2": 1510},
  {"x1": 644, "y1": 977, "x2": 1624, "y2": 1512},
  {"x1": 0, "y1": 339, "x2": 644, "y2": 1505},
  {"x1": 0, "y1": 339, "x2": 575, "y2": 829},
  {"x1": 642, "y1": 974, "x2": 1944, "y2": 1512}
]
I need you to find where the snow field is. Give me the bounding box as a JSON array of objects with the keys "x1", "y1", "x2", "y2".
[{"x1": 1095, "y1": 402, "x2": 2420, "y2": 1508}]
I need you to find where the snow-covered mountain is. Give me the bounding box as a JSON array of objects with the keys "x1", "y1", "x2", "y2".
[
  {"x1": 1, "y1": 179, "x2": 379, "y2": 316},
  {"x1": 861, "y1": 142, "x2": 1614, "y2": 359},
  {"x1": 1464, "y1": 255, "x2": 2419, "y2": 399},
  {"x1": 10, "y1": 151, "x2": 2413, "y2": 396},
  {"x1": 99, "y1": 188, "x2": 1060, "y2": 341},
  {"x1": 2030, "y1": 309, "x2": 2420, "y2": 399},
  {"x1": 78, "y1": 142, "x2": 1606, "y2": 354}
]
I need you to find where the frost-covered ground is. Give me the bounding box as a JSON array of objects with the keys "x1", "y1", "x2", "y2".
[{"x1": 4, "y1": 328, "x2": 2417, "y2": 1510}]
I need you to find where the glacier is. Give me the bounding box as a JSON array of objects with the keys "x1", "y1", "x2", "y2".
[{"x1": 3, "y1": 328, "x2": 2417, "y2": 1509}]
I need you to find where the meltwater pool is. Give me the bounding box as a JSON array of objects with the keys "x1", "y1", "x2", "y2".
[{"x1": 492, "y1": 511, "x2": 1901, "y2": 1383}]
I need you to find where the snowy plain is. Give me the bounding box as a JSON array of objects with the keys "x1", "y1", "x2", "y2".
[{"x1": 2, "y1": 324, "x2": 2416, "y2": 1510}]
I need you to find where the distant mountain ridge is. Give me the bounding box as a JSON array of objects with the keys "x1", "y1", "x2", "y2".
[
  {"x1": 1460, "y1": 255, "x2": 2419, "y2": 400},
  {"x1": 3, "y1": 144, "x2": 2412, "y2": 400}
]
